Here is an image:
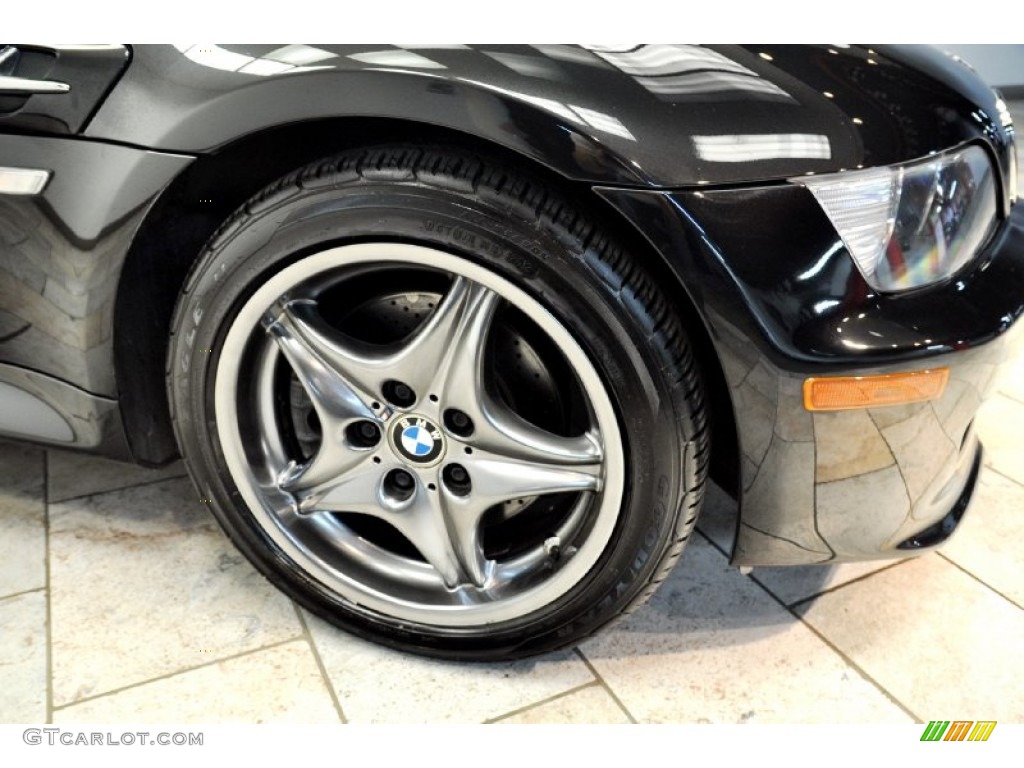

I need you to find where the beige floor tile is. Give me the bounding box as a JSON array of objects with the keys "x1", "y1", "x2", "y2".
[
  {"x1": 997, "y1": 349, "x2": 1024, "y2": 404},
  {"x1": 751, "y1": 559, "x2": 903, "y2": 607},
  {"x1": 976, "y1": 393, "x2": 1024, "y2": 485},
  {"x1": 0, "y1": 591, "x2": 48, "y2": 723},
  {"x1": 798, "y1": 554, "x2": 1024, "y2": 720},
  {"x1": 580, "y1": 537, "x2": 909, "y2": 723},
  {"x1": 305, "y1": 613, "x2": 594, "y2": 723},
  {"x1": 0, "y1": 441, "x2": 46, "y2": 596},
  {"x1": 941, "y1": 468, "x2": 1024, "y2": 607},
  {"x1": 492, "y1": 684, "x2": 631, "y2": 724},
  {"x1": 49, "y1": 478, "x2": 301, "y2": 706},
  {"x1": 47, "y1": 449, "x2": 186, "y2": 503},
  {"x1": 54, "y1": 641, "x2": 338, "y2": 723}
]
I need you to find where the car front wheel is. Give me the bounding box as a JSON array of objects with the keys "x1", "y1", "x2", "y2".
[{"x1": 168, "y1": 146, "x2": 708, "y2": 660}]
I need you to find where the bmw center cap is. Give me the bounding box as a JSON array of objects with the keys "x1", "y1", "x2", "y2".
[{"x1": 391, "y1": 416, "x2": 445, "y2": 465}]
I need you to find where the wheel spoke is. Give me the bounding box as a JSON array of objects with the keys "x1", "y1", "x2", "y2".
[
  {"x1": 472, "y1": 398, "x2": 604, "y2": 467},
  {"x1": 289, "y1": 459, "x2": 493, "y2": 589},
  {"x1": 392, "y1": 486, "x2": 490, "y2": 589},
  {"x1": 286, "y1": 454, "x2": 384, "y2": 516},
  {"x1": 419, "y1": 285, "x2": 602, "y2": 467},
  {"x1": 459, "y1": 449, "x2": 602, "y2": 510},
  {"x1": 263, "y1": 299, "x2": 380, "y2": 424},
  {"x1": 269, "y1": 277, "x2": 499, "y2": 410},
  {"x1": 380, "y1": 276, "x2": 498, "y2": 402},
  {"x1": 438, "y1": 492, "x2": 490, "y2": 589},
  {"x1": 419, "y1": 278, "x2": 500, "y2": 400},
  {"x1": 278, "y1": 438, "x2": 369, "y2": 494}
]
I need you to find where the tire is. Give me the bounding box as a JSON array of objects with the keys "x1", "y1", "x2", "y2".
[{"x1": 167, "y1": 145, "x2": 708, "y2": 660}]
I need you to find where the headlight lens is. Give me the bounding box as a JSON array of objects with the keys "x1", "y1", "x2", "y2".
[{"x1": 795, "y1": 145, "x2": 998, "y2": 292}]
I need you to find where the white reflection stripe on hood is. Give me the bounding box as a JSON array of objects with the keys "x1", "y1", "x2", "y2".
[{"x1": 693, "y1": 134, "x2": 832, "y2": 162}]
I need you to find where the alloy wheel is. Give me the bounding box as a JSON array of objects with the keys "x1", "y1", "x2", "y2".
[{"x1": 214, "y1": 243, "x2": 625, "y2": 627}]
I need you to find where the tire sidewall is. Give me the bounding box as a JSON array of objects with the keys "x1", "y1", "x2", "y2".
[{"x1": 171, "y1": 180, "x2": 692, "y2": 658}]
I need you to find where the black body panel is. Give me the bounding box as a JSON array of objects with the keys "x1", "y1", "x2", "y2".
[
  {"x1": 0, "y1": 133, "x2": 191, "y2": 453},
  {"x1": 666, "y1": 184, "x2": 1022, "y2": 370},
  {"x1": 85, "y1": 45, "x2": 1013, "y2": 190},
  {"x1": 0, "y1": 43, "x2": 1020, "y2": 565},
  {"x1": 0, "y1": 134, "x2": 192, "y2": 396},
  {"x1": 0, "y1": 44, "x2": 129, "y2": 135},
  {"x1": 599, "y1": 188, "x2": 1024, "y2": 564}
]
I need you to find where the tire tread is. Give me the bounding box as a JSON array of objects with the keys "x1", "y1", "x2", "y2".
[{"x1": 167, "y1": 143, "x2": 710, "y2": 659}]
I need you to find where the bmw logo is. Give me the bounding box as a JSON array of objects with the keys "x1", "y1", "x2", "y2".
[{"x1": 391, "y1": 415, "x2": 445, "y2": 465}]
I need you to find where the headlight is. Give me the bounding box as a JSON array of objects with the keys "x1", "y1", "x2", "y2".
[{"x1": 794, "y1": 145, "x2": 999, "y2": 292}]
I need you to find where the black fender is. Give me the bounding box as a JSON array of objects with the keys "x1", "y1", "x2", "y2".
[{"x1": 86, "y1": 44, "x2": 1013, "y2": 199}]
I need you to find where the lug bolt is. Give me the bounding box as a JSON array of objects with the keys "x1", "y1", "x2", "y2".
[
  {"x1": 384, "y1": 469, "x2": 416, "y2": 501},
  {"x1": 444, "y1": 409, "x2": 474, "y2": 437},
  {"x1": 345, "y1": 420, "x2": 381, "y2": 448},
  {"x1": 382, "y1": 380, "x2": 417, "y2": 408},
  {"x1": 442, "y1": 463, "x2": 472, "y2": 496}
]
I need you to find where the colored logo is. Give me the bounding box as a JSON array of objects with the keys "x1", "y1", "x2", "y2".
[
  {"x1": 920, "y1": 721, "x2": 996, "y2": 742},
  {"x1": 401, "y1": 425, "x2": 435, "y2": 456},
  {"x1": 391, "y1": 416, "x2": 444, "y2": 465}
]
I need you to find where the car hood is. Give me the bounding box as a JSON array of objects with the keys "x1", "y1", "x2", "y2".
[
  {"x1": 547, "y1": 43, "x2": 1013, "y2": 188},
  {"x1": 85, "y1": 44, "x2": 1014, "y2": 192}
]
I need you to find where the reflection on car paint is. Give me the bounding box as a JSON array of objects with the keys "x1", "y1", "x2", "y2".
[
  {"x1": 584, "y1": 44, "x2": 797, "y2": 104},
  {"x1": 0, "y1": 44, "x2": 1021, "y2": 571},
  {"x1": 712, "y1": 307, "x2": 1009, "y2": 565},
  {"x1": 692, "y1": 134, "x2": 832, "y2": 163}
]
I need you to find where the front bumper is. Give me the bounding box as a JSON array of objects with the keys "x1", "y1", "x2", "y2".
[{"x1": 599, "y1": 184, "x2": 1024, "y2": 566}]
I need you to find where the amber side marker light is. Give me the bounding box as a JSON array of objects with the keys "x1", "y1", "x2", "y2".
[{"x1": 803, "y1": 369, "x2": 950, "y2": 411}]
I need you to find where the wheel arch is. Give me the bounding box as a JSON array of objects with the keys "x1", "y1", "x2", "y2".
[{"x1": 114, "y1": 115, "x2": 740, "y2": 502}]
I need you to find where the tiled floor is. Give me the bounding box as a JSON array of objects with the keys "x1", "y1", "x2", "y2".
[
  {"x1": 1, "y1": 352, "x2": 1021, "y2": 724},
  {"x1": 2, "y1": 105, "x2": 1023, "y2": 726}
]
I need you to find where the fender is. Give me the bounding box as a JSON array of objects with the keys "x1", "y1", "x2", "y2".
[{"x1": 84, "y1": 44, "x2": 1013, "y2": 195}]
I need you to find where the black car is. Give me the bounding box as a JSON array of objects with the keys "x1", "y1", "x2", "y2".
[{"x1": 0, "y1": 44, "x2": 1020, "y2": 659}]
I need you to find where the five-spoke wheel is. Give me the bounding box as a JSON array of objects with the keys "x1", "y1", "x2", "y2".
[
  {"x1": 216, "y1": 244, "x2": 623, "y2": 624},
  {"x1": 169, "y1": 146, "x2": 707, "y2": 659}
]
